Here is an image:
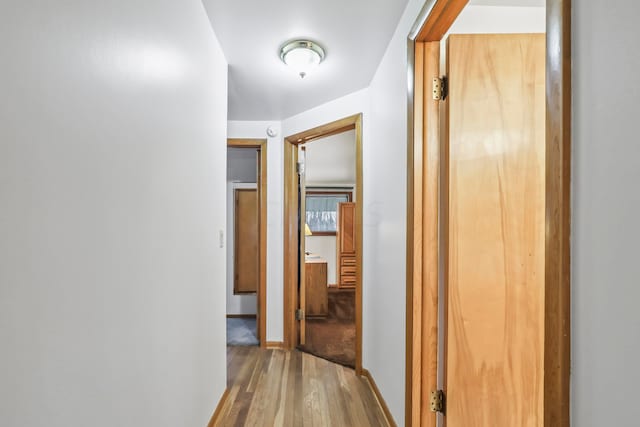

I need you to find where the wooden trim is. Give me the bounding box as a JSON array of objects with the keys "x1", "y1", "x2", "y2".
[
  {"x1": 405, "y1": 39, "x2": 423, "y2": 427},
  {"x1": 227, "y1": 138, "x2": 267, "y2": 348},
  {"x1": 207, "y1": 388, "x2": 230, "y2": 427},
  {"x1": 265, "y1": 341, "x2": 284, "y2": 349},
  {"x1": 362, "y1": 369, "x2": 398, "y2": 427},
  {"x1": 226, "y1": 314, "x2": 257, "y2": 319},
  {"x1": 286, "y1": 118, "x2": 356, "y2": 145},
  {"x1": 226, "y1": 138, "x2": 264, "y2": 147},
  {"x1": 544, "y1": 0, "x2": 572, "y2": 425},
  {"x1": 406, "y1": 1, "x2": 571, "y2": 425},
  {"x1": 406, "y1": 38, "x2": 442, "y2": 427},
  {"x1": 414, "y1": 0, "x2": 468, "y2": 42},
  {"x1": 283, "y1": 113, "x2": 364, "y2": 375},
  {"x1": 354, "y1": 114, "x2": 363, "y2": 376}
]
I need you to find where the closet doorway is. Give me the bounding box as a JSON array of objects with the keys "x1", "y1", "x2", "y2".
[{"x1": 226, "y1": 139, "x2": 267, "y2": 347}]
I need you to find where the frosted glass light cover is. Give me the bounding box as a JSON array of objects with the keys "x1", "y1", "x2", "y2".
[
  {"x1": 284, "y1": 48, "x2": 320, "y2": 76},
  {"x1": 280, "y1": 40, "x2": 325, "y2": 78}
]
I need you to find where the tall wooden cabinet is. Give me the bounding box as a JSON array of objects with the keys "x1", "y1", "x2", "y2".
[{"x1": 336, "y1": 202, "x2": 356, "y2": 288}]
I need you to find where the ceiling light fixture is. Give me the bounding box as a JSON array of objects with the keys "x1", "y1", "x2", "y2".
[{"x1": 280, "y1": 40, "x2": 325, "y2": 79}]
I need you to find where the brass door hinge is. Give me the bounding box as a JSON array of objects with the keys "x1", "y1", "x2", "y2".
[
  {"x1": 432, "y1": 77, "x2": 448, "y2": 101},
  {"x1": 295, "y1": 309, "x2": 305, "y2": 321},
  {"x1": 430, "y1": 390, "x2": 445, "y2": 413}
]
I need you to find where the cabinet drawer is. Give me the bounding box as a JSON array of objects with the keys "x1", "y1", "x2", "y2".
[
  {"x1": 341, "y1": 275, "x2": 356, "y2": 285},
  {"x1": 341, "y1": 257, "x2": 356, "y2": 266},
  {"x1": 341, "y1": 266, "x2": 356, "y2": 275}
]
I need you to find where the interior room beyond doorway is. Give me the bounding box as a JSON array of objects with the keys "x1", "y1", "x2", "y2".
[
  {"x1": 299, "y1": 129, "x2": 357, "y2": 367},
  {"x1": 226, "y1": 140, "x2": 267, "y2": 347}
]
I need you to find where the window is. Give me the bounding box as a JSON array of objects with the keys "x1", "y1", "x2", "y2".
[{"x1": 305, "y1": 191, "x2": 352, "y2": 235}]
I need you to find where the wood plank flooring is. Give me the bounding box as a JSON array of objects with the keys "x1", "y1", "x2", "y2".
[{"x1": 214, "y1": 346, "x2": 390, "y2": 427}]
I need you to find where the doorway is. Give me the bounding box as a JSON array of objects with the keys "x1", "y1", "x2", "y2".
[
  {"x1": 298, "y1": 130, "x2": 357, "y2": 367},
  {"x1": 283, "y1": 114, "x2": 364, "y2": 374},
  {"x1": 405, "y1": 1, "x2": 571, "y2": 426},
  {"x1": 226, "y1": 139, "x2": 267, "y2": 347}
]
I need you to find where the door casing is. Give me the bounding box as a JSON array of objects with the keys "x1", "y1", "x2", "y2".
[{"x1": 405, "y1": 1, "x2": 571, "y2": 425}]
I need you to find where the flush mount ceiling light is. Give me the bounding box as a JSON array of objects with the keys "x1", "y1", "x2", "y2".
[{"x1": 280, "y1": 40, "x2": 325, "y2": 79}]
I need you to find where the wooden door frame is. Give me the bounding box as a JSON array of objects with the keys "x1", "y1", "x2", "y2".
[
  {"x1": 227, "y1": 138, "x2": 267, "y2": 348},
  {"x1": 283, "y1": 114, "x2": 364, "y2": 375},
  {"x1": 405, "y1": 1, "x2": 571, "y2": 425}
]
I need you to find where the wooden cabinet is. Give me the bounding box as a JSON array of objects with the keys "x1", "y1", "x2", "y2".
[
  {"x1": 336, "y1": 202, "x2": 356, "y2": 288},
  {"x1": 305, "y1": 257, "x2": 328, "y2": 317}
]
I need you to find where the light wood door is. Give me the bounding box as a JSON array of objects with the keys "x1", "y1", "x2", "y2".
[
  {"x1": 443, "y1": 34, "x2": 545, "y2": 426},
  {"x1": 298, "y1": 147, "x2": 307, "y2": 345},
  {"x1": 255, "y1": 150, "x2": 262, "y2": 341},
  {"x1": 234, "y1": 189, "x2": 259, "y2": 294}
]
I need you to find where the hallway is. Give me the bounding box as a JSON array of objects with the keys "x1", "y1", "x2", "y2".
[{"x1": 214, "y1": 347, "x2": 390, "y2": 426}]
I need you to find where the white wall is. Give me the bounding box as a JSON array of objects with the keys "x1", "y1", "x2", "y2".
[
  {"x1": 282, "y1": 89, "x2": 370, "y2": 137},
  {"x1": 305, "y1": 236, "x2": 338, "y2": 284},
  {"x1": 227, "y1": 147, "x2": 258, "y2": 183},
  {"x1": 305, "y1": 130, "x2": 356, "y2": 186},
  {"x1": 362, "y1": 2, "x2": 424, "y2": 422},
  {"x1": 0, "y1": 2, "x2": 227, "y2": 426},
  {"x1": 227, "y1": 120, "x2": 283, "y2": 341},
  {"x1": 226, "y1": 183, "x2": 258, "y2": 315},
  {"x1": 572, "y1": 2, "x2": 640, "y2": 425}
]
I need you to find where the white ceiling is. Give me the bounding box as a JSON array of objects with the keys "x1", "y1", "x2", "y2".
[{"x1": 203, "y1": 0, "x2": 409, "y2": 121}]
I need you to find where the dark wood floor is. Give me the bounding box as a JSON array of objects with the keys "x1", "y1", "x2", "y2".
[{"x1": 214, "y1": 346, "x2": 390, "y2": 426}]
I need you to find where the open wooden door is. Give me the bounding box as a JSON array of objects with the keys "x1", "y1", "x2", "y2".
[
  {"x1": 298, "y1": 147, "x2": 307, "y2": 346},
  {"x1": 441, "y1": 33, "x2": 546, "y2": 426},
  {"x1": 255, "y1": 149, "x2": 262, "y2": 342}
]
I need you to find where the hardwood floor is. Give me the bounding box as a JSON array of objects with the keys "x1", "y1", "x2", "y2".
[{"x1": 214, "y1": 346, "x2": 391, "y2": 426}]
